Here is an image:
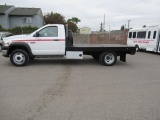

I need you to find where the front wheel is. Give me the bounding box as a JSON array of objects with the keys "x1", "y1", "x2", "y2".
[
  {"x1": 10, "y1": 49, "x2": 30, "y2": 66},
  {"x1": 99, "y1": 52, "x2": 117, "y2": 66}
]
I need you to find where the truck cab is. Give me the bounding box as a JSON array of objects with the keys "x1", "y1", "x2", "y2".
[{"x1": 2, "y1": 24, "x2": 66, "y2": 56}]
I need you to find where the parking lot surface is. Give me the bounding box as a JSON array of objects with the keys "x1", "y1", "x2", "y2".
[{"x1": 0, "y1": 52, "x2": 160, "y2": 120}]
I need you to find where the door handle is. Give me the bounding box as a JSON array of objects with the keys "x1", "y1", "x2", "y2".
[{"x1": 30, "y1": 42, "x2": 36, "y2": 44}]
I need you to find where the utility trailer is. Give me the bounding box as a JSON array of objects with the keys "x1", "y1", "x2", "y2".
[{"x1": 2, "y1": 24, "x2": 136, "y2": 66}]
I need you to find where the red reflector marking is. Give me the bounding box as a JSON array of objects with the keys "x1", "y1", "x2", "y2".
[{"x1": 13, "y1": 39, "x2": 65, "y2": 42}]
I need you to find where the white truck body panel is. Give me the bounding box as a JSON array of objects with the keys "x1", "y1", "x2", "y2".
[
  {"x1": 127, "y1": 25, "x2": 160, "y2": 53},
  {"x1": 4, "y1": 24, "x2": 66, "y2": 55},
  {"x1": 66, "y1": 51, "x2": 83, "y2": 59}
]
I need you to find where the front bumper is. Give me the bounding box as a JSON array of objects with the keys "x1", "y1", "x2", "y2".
[{"x1": 2, "y1": 46, "x2": 9, "y2": 57}]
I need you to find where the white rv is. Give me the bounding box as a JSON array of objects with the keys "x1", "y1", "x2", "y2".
[{"x1": 127, "y1": 25, "x2": 160, "y2": 53}]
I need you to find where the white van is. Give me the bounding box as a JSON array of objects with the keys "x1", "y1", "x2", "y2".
[{"x1": 127, "y1": 25, "x2": 160, "y2": 53}]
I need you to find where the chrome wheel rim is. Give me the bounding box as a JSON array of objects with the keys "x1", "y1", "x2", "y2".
[
  {"x1": 104, "y1": 53, "x2": 115, "y2": 64},
  {"x1": 13, "y1": 52, "x2": 25, "y2": 65}
]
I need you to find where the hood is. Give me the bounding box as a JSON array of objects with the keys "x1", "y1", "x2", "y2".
[{"x1": 3, "y1": 34, "x2": 28, "y2": 41}]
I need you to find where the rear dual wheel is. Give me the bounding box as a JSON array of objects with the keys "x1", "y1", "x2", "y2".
[{"x1": 99, "y1": 52, "x2": 117, "y2": 66}]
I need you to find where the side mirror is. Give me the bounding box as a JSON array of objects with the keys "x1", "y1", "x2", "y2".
[
  {"x1": 34, "y1": 32, "x2": 39, "y2": 37},
  {"x1": 6, "y1": 34, "x2": 12, "y2": 37}
]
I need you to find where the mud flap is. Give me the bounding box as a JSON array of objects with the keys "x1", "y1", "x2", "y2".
[{"x1": 120, "y1": 54, "x2": 126, "y2": 62}]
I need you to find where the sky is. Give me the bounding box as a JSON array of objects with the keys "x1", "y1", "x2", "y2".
[{"x1": 1, "y1": 0, "x2": 160, "y2": 31}]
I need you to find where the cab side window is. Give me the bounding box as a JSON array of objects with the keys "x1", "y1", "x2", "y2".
[{"x1": 38, "y1": 26, "x2": 58, "y2": 37}]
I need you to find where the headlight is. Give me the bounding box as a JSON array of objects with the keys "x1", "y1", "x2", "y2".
[{"x1": 3, "y1": 41, "x2": 11, "y2": 46}]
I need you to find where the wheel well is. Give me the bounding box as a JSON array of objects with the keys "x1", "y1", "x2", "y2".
[
  {"x1": 85, "y1": 51, "x2": 120, "y2": 57},
  {"x1": 8, "y1": 46, "x2": 30, "y2": 56},
  {"x1": 100, "y1": 51, "x2": 119, "y2": 56},
  {"x1": 135, "y1": 44, "x2": 139, "y2": 48},
  {"x1": 89, "y1": 51, "x2": 119, "y2": 56}
]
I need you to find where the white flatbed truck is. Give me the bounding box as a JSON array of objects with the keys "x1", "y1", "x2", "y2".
[{"x1": 2, "y1": 24, "x2": 136, "y2": 66}]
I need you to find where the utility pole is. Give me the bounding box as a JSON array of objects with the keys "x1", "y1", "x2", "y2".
[
  {"x1": 100, "y1": 23, "x2": 103, "y2": 32},
  {"x1": 108, "y1": 25, "x2": 110, "y2": 44},
  {"x1": 109, "y1": 25, "x2": 110, "y2": 39},
  {"x1": 127, "y1": 20, "x2": 131, "y2": 29},
  {"x1": 103, "y1": 14, "x2": 105, "y2": 31}
]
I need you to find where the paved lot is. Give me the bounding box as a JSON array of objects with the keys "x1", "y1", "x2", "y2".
[{"x1": 0, "y1": 52, "x2": 160, "y2": 120}]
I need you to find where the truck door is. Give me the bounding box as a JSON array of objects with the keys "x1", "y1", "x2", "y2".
[{"x1": 30, "y1": 26, "x2": 62, "y2": 55}]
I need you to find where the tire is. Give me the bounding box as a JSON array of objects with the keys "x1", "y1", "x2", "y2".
[
  {"x1": 99, "y1": 52, "x2": 117, "y2": 66},
  {"x1": 135, "y1": 45, "x2": 140, "y2": 52},
  {"x1": 92, "y1": 54, "x2": 99, "y2": 60},
  {"x1": 10, "y1": 49, "x2": 30, "y2": 66},
  {"x1": 30, "y1": 56, "x2": 35, "y2": 60},
  {"x1": 0, "y1": 44, "x2": 2, "y2": 52}
]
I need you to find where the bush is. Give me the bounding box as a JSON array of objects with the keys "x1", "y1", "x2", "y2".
[
  {"x1": 0, "y1": 25, "x2": 7, "y2": 32},
  {"x1": 0, "y1": 26, "x2": 38, "y2": 35}
]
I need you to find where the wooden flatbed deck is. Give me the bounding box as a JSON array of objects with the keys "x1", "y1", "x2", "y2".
[{"x1": 66, "y1": 44, "x2": 136, "y2": 55}]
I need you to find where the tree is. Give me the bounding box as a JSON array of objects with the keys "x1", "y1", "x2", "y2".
[
  {"x1": 44, "y1": 12, "x2": 66, "y2": 24},
  {"x1": 99, "y1": 23, "x2": 103, "y2": 32},
  {"x1": 44, "y1": 13, "x2": 80, "y2": 32},
  {"x1": 120, "y1": 25, "x2": 125, "y2": 30},
  {"x1": 67, "y1": 21, "x2": 78, "y2": 33},
  {"x1": 67, "y1": 17, "x2": 80, "y2": 32},
  {"x1": 67, "y1": 17, "x2": 81, "y2": 24},
  {"x1": 143, "y1": 25, "x2": 146, "y2": 28}
]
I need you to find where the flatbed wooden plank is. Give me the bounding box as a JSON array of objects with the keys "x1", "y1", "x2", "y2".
[{"x1": 72, "y1": 44, "x2": 134, "y2": 48}]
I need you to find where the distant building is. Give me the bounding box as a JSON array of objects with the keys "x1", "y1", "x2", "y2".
[
  {"x1": 0, "y1": 5, "x2": 15, "y2": 28},
  {"x1": 0, "y1": 5, "x2": 44, "y2": 29},
  {"x1": 80, "y1": 27, "x2": 91, "y2": 34}
]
